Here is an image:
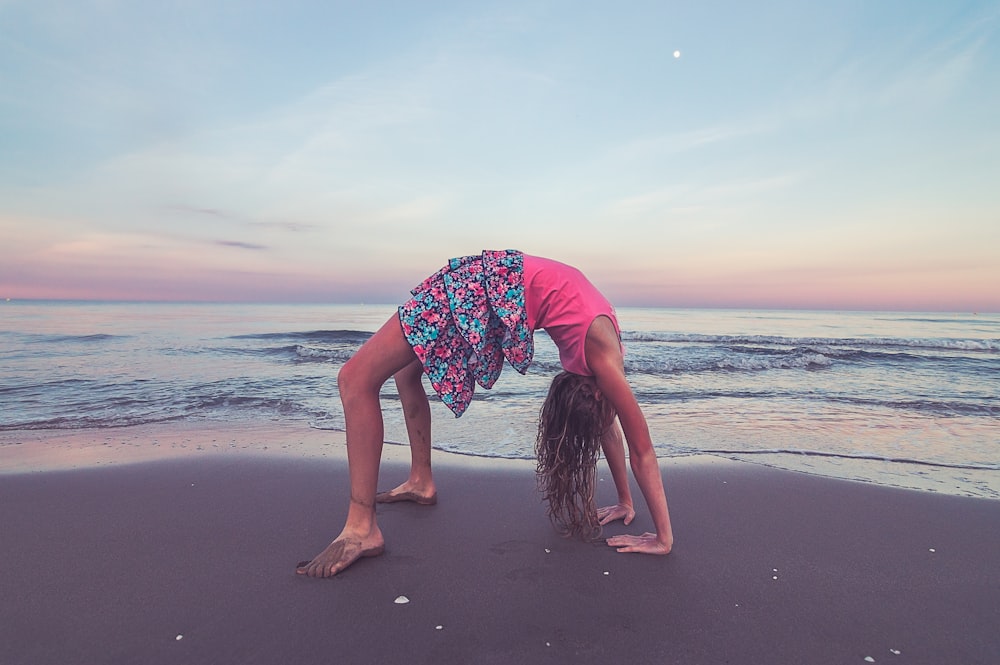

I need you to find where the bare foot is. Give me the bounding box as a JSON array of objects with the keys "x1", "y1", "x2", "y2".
[
  {"x1": 296, "y1": 531, "x2": 385, "y2": 578},
  {"x1": 375, "y1": 481, "x2": 437, "y2": 505}
]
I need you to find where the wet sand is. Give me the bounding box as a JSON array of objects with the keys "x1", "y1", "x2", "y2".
[{"x1": 1, "y1": 426, "x2": 998, "y2": 664}]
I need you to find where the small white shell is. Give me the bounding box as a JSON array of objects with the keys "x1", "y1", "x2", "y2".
[
  {"x1": 175, "y1": 635, "x2": 183, "y2": 641},
  {"x1": 394, "y1": 595, "x2": 409, "y2": 604}
]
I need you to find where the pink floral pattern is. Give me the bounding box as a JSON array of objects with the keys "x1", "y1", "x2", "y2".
[{"x1": 398, "y1": 250, "x2": 533, "y2": 417}]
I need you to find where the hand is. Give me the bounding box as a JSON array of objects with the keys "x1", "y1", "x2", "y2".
[
  {"x1": 597, "y1": 502, "x2": 635, "y2": 526},
  {"x1": 606, "y1": 532, "x2": 672, "y2": 555}
]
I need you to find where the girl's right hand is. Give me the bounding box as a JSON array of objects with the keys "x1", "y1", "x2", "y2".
[{"x1": 597, "y1": 502, "x2": 635, "y2": 526}]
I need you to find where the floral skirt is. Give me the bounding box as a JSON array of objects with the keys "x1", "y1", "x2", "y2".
[{"x1": 397, "y1": 250, "x2": 534, "y2": 417}]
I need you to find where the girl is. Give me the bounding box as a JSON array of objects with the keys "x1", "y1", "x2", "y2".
[{"x1": 297, "y1": 250, "x2": 673, "y2": 578}]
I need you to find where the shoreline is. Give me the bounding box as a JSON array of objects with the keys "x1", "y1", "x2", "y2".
[
  {"x1": 1, "y1": 420, "x2": 997, "y2": 501},
  {"x1": 0, "y1": 420, "x2": 540, "y2": 475}
]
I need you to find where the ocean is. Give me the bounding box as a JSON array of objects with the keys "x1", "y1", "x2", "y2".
[{"x1": 2, "y1": 301, "x2": 997, "y2": 498}]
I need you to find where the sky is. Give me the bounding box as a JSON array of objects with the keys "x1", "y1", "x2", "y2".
[{"x1": 1, "y1": 1, "x2": 998, "y2": 311}]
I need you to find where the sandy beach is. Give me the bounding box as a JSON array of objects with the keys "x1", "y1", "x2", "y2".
[{"x1": 1, "y1": 423, "x2": 998, "y2": 664}]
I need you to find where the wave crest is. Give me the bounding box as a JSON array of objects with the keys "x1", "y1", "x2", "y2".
[{"x1": 621, "y1": 331, "x2": 1000, "y2": 353}]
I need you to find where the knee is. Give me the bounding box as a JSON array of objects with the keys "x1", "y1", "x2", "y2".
[{"x1": 337, "y1": 357, "x2": 373, "y2": 403}]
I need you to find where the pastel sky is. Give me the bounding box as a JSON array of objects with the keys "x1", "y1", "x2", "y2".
[{"x1": 2, "y1": 1, "x2": 998, "y2": 310}]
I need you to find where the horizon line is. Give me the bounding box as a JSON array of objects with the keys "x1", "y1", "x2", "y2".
[{"x1": 3, "y1": 297, "x2": 995, "y2": 316}]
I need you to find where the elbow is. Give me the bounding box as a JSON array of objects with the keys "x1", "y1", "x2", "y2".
[{"x1": 628, "y1": 445, "x2": 657, "y2": 473}]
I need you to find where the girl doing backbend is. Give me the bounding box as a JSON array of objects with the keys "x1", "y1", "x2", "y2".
[{"x1": 297, "y1": 250, "x2": 673, "y2": 578}]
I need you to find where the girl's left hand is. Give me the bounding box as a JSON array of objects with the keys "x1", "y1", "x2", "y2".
[
  {"x1": 606, "y1": 532, "x2": 672, "y2": 555},
  {"x1": 597, "y1": 502, "x2": 635, "y2": 526}
]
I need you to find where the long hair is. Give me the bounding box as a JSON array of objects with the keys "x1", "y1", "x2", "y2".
[{"x1": 535, "y1": 371, "x2": 616, "y2": 540}]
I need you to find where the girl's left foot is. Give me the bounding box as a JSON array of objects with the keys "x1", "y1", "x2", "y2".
[
  {"x1": 375, "y1": 489, "x2": 437, "y2": 505},
  {"x1": 374, "y1": 481, "x2": 437, "y2": 505}
]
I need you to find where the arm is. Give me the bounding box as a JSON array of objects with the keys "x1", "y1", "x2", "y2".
[
  {"x1": 586, "y1": 316, "x2": 674, "y2": 554},
  {"x1": 597, "y1": 419, "x2": 636, "y2": 525}
]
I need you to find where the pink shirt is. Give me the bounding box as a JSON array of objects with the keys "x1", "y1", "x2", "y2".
[{"x1": 522, "y1": 254, "x2": 623, "y2": 376}]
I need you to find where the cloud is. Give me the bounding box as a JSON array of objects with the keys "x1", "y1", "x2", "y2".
[
  {"x1": 876, "y1": 38, "x2": 983, "y2": 107},
  {"x1": 164, "y1": 204, "x2": 316, "y2": 233},
  {"x1": 700, "y1": 173, "x2": 804, "y2": 199},
  {"x1": 167, "y1": 205, "x2": 229, "y2": 219},
  {"x1": 215, "y1": 240, "x2": 267, "y2": 251},
  {"x1": 603, "y1": 172, "x2": 802, "y2": 220},
  {"x1": 787, "y1": 8, "x2": 995, "y2": 122},
  {"x1": 609, "y1": 122, "x2": 774, "y2": 164},
  {"x1": 604, "y1": 185, "x2": 692, "y2": 217}
]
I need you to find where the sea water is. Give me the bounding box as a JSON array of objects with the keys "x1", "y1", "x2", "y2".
[{"x1": 1, "y1": 301, "x2": 997, "y2": 497}]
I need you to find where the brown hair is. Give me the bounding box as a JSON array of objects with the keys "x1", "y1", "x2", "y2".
[{"x1": 535, "y1": 371, "x2": 616, "y2": 540}]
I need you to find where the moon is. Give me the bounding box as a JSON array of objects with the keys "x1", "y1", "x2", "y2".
[{"x1": 673, "y1": 50, "x2": 681, "y2": 58}]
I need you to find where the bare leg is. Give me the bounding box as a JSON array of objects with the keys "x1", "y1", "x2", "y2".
[
  {"x1": 296, "y1": 315, "x2": 419, "y2": 578},
  {"x1": 376, "y1": 360, "x2": 437, "y2": 505}
]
